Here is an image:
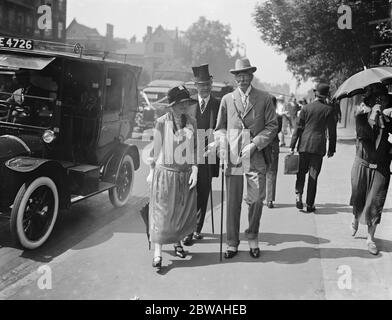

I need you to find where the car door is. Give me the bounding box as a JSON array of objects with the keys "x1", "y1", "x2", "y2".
[{"x1": 99, "y1": 66, "x2": 123, "y2": 148}]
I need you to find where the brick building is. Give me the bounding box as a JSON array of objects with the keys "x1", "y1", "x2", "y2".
[{"x1": 0, "y1": 0, "x2": 67, "y2": 42}]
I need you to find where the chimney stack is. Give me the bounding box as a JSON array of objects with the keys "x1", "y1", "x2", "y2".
[{"x1": 106, "y1": 23, "x2": 114, "y2": 40}]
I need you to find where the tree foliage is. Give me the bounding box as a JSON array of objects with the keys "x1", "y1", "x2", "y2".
[
  {"x1": 253, "y1": 0, "x2": 389, "y2": 89},
  {"x1": 179, "y1": 17, "x2": 235, "y2": 82}
]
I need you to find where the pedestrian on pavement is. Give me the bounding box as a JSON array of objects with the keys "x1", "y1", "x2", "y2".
[
  {"x1": 183, "y1": 64, "x2": 220, "y2": 246},
  {"x1": 288, "y1": 95, "x2": 301, "y2": 130},
  {"x1": 350, "y1": 84, "x2": 392, "y2": 256},
  {"x1": 147, "y1": 86, "x2": 198, "y2": 270},
  {"x1": 276, "y1": 95, "x2": 290, "y2": 147},
  {"x1": 207, "y1": 57, "x2": 278, "y2": 259},
  {"x1": 266, "y1": 96, "x2": 283, "y2": 209},
  {"x1": 290, "y1": 83, "x2": 337, "y2": 213}
]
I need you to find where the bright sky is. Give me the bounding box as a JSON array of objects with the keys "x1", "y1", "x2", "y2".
[{"x1": 67, "y1": 0, "x2": 313, "y2": 94}]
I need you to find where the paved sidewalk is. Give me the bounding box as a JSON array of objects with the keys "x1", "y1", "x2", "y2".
[{"x1": 2, "y1": 141, "x2": 392, "y2": 300}]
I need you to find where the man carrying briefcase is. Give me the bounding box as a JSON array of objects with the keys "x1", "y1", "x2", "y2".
[{"x1": 290, "y1": 83, "x2": 337, "y2": 213}]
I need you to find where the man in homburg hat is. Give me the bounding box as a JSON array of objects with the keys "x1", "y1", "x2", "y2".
[
  {"x1": 208, "y1": 58, "x2": 278, "y2": 259},
  {"x1": 183, "y1": 64, "x2": 220, "y2": 246},
  {"x1": 290, "y1": 83, "x2": 337, "y2": 213}
]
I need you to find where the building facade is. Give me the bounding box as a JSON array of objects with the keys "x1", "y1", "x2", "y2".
[{"x1": 0, "y1": 0, "x2": 67, "y2": 42}]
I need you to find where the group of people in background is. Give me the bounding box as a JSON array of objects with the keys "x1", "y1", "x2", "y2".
[{"x1": 146, "y1": 57, "x2": 392, "y2": 270}]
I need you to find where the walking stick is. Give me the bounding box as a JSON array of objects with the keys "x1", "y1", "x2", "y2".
[
  {"x1": 208, "y1": 166, "x2": 215, "y2": 234},
  {"x1": 220, "y1": 162, "x2": 225, "y2": 263}
]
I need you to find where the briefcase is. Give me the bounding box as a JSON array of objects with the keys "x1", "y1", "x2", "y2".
[{"x1": 284, "y1": 154, "x2": 300, "y2": 175}]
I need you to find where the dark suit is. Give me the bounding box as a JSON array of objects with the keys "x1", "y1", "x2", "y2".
[
  {"x1": 193, "y1": 95, "x2": 220, "y2": 234},
  {"x1": 290, "y1": 99, "x2": 337, "y2": 207}
]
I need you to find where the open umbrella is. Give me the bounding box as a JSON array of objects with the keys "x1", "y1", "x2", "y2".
[
  {"x1": 139, "y1": 202, "x2": 151, "y2": 250},
  {"x1": 333, "y1": 67, "x2": 392, "y2": 101}
]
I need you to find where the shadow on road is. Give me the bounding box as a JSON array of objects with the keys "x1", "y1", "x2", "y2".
[
  {"x1": 157, "y1": 246, "x2": 381, "y2": 275},
  {"x1": 0, "y1": 195, "x2": 150, "y2": 264}
]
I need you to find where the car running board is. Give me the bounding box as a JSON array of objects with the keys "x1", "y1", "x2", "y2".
[{"x1": 71, "y1": 182, "x2": 115, "y2": 205}]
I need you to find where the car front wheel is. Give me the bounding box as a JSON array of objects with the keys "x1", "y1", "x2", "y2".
[
  {"x1": 10, "y1": 177, "x2": 59, "y2": 250},
  {"x1": 109, "y1": 154, "x2": 135, "y2": 208}
]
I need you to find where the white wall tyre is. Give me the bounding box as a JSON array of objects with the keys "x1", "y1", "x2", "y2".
[
  {"x1": 10, "y1": 177, "x2": 59, "y2": 250},
  {"x1": 109, "y1": 154, "x2": 135, "y2": 208}
]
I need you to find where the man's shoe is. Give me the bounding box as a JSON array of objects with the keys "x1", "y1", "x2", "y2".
[
  {"x1": 152, "y1": 256, "x2": 162, "y2": 270},
  {"x1": 306, "y1": 205, "x2": 316, "y2": 213},
  {"x1": 296, "y1": 195, "x2": 304, "y2": 210},
  {"x1": 183, "y1": 235, "x2": 193, "y2": 247},
  {"x1": 267, "y1": 201, "x2": 274, "y2": 209},
  {"x1": 367, "y1": 241, "x2": 379, "y2": 256},
  {"x1": 174, "y1": 245, "x2": 187, "y2": 259},
  {"x1": 249, "y1": 248, "x2": 261, "y2": 259},
  {"x1": 224, "y1": 250, "x2": 238, "y2": 259},
  {"x1": 194, "y1": 233, "x2": 203, "y2": 241}
]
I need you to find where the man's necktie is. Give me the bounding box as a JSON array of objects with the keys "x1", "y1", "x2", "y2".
[{"x1": 200, "y1": 99, "x2": 206, "y2": 114}]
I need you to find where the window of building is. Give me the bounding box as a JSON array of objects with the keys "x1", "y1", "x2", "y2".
[
  {"x1": 8, "y1": 8, "x2": 15, "y2": 30},
  {"x1": 0, "y1": 4, "x2": 3, "y2": 25},
  {"x1": 58, "y1": 0, "x2": 66, "y2": 11},
  {"x1": 25, "y1": 14, "x2": 33, "y2": 34},
  {"x1": 153, "y1": 42, "x2": 165, "y2": 53},
  {"x1": 58, "y1": 22, "x2": 64, "y2": 39}
]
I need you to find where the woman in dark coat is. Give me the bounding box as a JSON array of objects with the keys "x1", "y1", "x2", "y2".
[
  {"x1": 147, "y1": 86, "x2": 198, "y2": 270},
  {"x1": 350, "y1": 84, "x2": 392, "y2": 255}
]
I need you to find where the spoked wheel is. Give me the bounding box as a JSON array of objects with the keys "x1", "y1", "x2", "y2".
[
  {"x1": 109, "y1": 154, "x2": 135, "y2": 208},
  {"x1": 10, "y1": 177, "x2": 59, "y2": 250}
]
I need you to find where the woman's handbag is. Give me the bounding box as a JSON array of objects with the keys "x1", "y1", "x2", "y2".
[{"x1": 284, "y1": 153, "x2": 300, "y2": 175}]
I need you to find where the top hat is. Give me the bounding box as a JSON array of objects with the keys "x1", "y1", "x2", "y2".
[
  {"x1": 192, "y1": 64, "x2": 213, "y2": 83},
  {"x1": 314, "y1": 83, "x2": 330, "y2": 98},
  {"x1": 167, "y1": 86, "x2": 196, "y2": 107},
  {"x1": 230, "y1": 58, "x2": 257, "y2": 75}
]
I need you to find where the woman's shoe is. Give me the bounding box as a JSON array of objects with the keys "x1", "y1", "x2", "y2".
[
  {"x1": 267, "y1": 201, "x2": 274, "y2": 209},
  {"x1": 152, "y1": 256, "x2": 162, "y2": 269},
  {"x1": 367, "y1": 241, "x2": 379, "y2": 256},
  {"x1": 174, "y1": 245, "x2": 187, "y2": 259},
  {"x1": 351, "y1": 220, "x2": 359, "y2": 237}
]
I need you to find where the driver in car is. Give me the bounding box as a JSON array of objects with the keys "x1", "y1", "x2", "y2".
[{"x1": 7, "y1": 70, "x2": 48, "y2": 124}]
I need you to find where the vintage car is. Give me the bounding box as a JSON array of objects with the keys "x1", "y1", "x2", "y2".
[
  {"x1": 0, "y1": 39, "x2": 141, "y2": 249},
  {"x1": 136, "y1": 80, "x2": 184, "y2": 130}
]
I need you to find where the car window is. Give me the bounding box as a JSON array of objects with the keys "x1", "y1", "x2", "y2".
[
  {"x1": 123, "y1": 70, "x2": 138, "y2": 115},
  {"x1": 104, "y1": 68, "x2": 123, "y2": 113}
]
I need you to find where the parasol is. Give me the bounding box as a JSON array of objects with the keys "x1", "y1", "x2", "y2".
[
  {"x1": 139, "y1": 202, "x2": 151, "y2": 250},
  {"x1": 333, "y1": 67, "x2": 392, "y2": 101}
]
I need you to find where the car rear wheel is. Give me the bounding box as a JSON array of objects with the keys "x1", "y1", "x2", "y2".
[
  {"x1": 10, "y1": 177, "x2": 59, "y2": 250},
  {"x1": 109, "y1": 154, "x2": 135, "y2": 208}
]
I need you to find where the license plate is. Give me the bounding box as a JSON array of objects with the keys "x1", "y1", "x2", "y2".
[{"x1": 0, "y1": 37, "x2": 34, "y2": 50}]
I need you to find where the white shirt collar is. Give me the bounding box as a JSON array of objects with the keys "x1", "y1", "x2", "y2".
[
  {"x1": 198, "y1": 95, "x2": 211, "y2": 106},
  {"x1": 238, "y1": 86, "x2": 252, "y2": 98}
]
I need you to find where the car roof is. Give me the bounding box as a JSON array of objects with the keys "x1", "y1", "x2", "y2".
[
  {"x1": 0, "y1": 47, "x2": 142, "y2": 70},
  {"x1": 147, "y1": 80, "x2": 184, "y2": 88}
]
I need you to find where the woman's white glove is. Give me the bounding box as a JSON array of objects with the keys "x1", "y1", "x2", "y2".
[
  {"x1": 146, "y1": 169, "x2": 154, "y2": 188},
  {"x1": 383, "y1": 108, "x2": 392, "y2": 118},
  {"x1": 355, "y1": 103, "x2": 372, "y2": 115},
  {"x1": 189, "y1": 166, "x2": 198, "y2": 190}
]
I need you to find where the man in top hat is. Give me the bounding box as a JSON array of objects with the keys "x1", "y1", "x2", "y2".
[
  {"x1": 290, "y1": 83, "x2": 337, "y2": 213},
  {"x1": 209, "y1": 57, "x2": 278, "y2": 259},
  {"x1": 183, "y1": 64, "x2": 220, "y2": 246}
]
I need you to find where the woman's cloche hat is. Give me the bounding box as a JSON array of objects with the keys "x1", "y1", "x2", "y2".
[{"x1": 167, "y1": 86, "x2": 197, "y2": 107}]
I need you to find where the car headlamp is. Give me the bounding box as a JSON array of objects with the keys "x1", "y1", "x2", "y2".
[{"x1": 42, "y1": 130, "x2": 56, "y2": 144}]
